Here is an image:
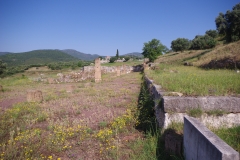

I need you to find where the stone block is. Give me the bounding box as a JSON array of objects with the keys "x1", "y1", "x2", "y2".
[
  {"x1": 27, "y1": 90, "x2": 43, "y2": 103},
  {"x1": 95, "y1": 58, "x2": 101, "y2": 82},
  {"x1": 184, "y1": 116, "x2": 239, "y2": 160}
]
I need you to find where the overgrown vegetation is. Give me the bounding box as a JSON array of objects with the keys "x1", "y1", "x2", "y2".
[
  {"x1": 136, "y1": 79, "x2": 184, "y2": 159},
  {"x1": 146, "y1": 63, "x2": 240, "y2": 96},
  {"x1": 0, "y1": 71, "x2": 186, "y2": 159},
  {"x1": 187, "y1": 107, "x2": 203, "y2": 118}
]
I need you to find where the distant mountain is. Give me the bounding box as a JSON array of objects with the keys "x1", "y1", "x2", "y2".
[
  {"x1": 0, "y1": 52, "x2": 10, "y2": 56},
  {"x1": 123, "y1": 52, "x2": 143, "y2": 58},
  {"x1": 61, "y1": 49, "x2": 100, "y2": 61},
  {"x1": 0, "y1": 50, "x2": 76, "y2": 66}
]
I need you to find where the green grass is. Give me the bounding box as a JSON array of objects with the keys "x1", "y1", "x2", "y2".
[
  {"x1": 132, "y1": 80, "x2": 184, "y2": 160},
  {"x1": 211, "y1": 126, "x2": 240, "y2": 152},
  {"x1": 206, "y1": 109, "x2": 228, "y2": 116},
  {"x1": 187, "y1": 107, "x2": 203, "y2": 118},
  {"x1": 0, "y1": 74, "x2": 32, "y2": 86},
  {"x1": 146, "y1": 63, "x2": 240, "y2": 96}
]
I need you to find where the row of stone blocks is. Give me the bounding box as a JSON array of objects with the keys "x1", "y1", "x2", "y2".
[{"x1": 144, "y1": 76, "x2": 240, "y2": 159}]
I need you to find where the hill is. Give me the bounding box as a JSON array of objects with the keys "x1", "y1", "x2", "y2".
[
  {"x1": 0, "y1": 50, "x2": 76, "y2": 66},
  {"x1": 156, "y1": 40, "x2": 240, "y2": 69},
  {"x1": 0, "y1": 52, "x2": 10, "y2": 56},
  {"x1": 61, "y1": 49, "x2": 100, "y2": 61},
  {"x1": 123, "y1": 52, "x2": 143, "y2": 58}
]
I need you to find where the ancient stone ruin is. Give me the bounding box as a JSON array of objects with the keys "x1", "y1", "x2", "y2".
[
  {"x1": 95, "y1": 58, "x2": 102, "y2": 83},
  {"x1": 31, "y1": 63, "x2": 141, "y2": 84},
  {"x1": 27, "y1": 90, "x2": 43, "y2": 103},
  {"x1": 117, "y1": 66, "x2": 120, "y2": 76}
]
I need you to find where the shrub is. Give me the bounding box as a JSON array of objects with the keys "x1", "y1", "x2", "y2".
[
  {"x1": 171, "y1": 38, "x2": 191, "y2": 52},
  {"x1": 191, "y1": 35, "x2": 217, "y2": 50}
]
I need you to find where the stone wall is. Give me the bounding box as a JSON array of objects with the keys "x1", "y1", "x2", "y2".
[
  {"x1": 184, "y1": 116, "x2": 239, "y2": 160},
  {"x1": 83, "y1": 65, "x2": 134, "y2": 74},
  {"x1": 144, "y1": 76, "x2": 240, "y2": 128}
]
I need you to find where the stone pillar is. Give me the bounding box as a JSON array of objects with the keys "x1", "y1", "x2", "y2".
[
  {"x1": 117, "y1": 66, "x2": 120, "y2": 76},
  {"x1": 27, "y1": 90, "x2": 43, "y2": 103},
  {"x1": 121, "y1": 65, "x2": 126, "y2": 75},
  {"x1": 95, "y1": 58, "x2": 101, "y2": 82},
  {"x1": 143, "y1": 63, "x2": 149, "y2": 71}
]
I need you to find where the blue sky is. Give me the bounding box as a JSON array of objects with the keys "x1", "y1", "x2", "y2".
[{"x1": 0, "y1": 0, "x2": 239, "y2": 56}]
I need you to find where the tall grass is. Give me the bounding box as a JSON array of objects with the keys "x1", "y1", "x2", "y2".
[
  {"x1": 146, "y1": 64, "x2": 240, "y2": 96},
  {"x1": 211, "y1": 126, "x2": 240, "y2": 153},
  {"x1": 132, "y1": 80, "x2": 184, "y2": 160}
]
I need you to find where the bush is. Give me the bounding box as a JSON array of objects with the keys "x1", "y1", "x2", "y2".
[
  {"x1": 109, "y1": 57, "x2": 117, "y2": 63},
  {"x1": 124, "y1": 57, "x2": 130, "y2": 62},
  {"x1": 205, "y1": 30, "x2": 218, "y2": 38},
  {"x1": 191, "y1": 35, "x2": 217, "y2": 50},
  {"x1": 171, "y1": 38, "x2": 191, "y2": 52}
]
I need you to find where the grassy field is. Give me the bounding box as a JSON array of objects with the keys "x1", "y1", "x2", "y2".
[
  {"x1": 0, "y1": 69, "x2": 184, "y2": 160},
  {"x1": 145, "y1": 63, "x2": 240, "y2": 96}
]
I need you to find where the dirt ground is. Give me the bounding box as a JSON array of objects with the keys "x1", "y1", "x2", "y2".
[{"x1": 0, "y1": 71, "x2": 144, "y2": 159}]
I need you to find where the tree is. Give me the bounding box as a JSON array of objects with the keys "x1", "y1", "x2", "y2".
[
  {"x1": 77, "y1": 61, "x2": 83, "y2": 67},
  {"x1": 124, "y1": 57, "x2": 130, "y2": 62},
  {"x1": 205, "y1": 30, "x2": 218, "y2": 38},
  {"x1": 142, "y1": 39, "x2": 168, "y2": 62},
  {"x1": 215, "y1": 3, "x2": 240, "y2": 42},
  {"x1": 0, "y1": 60, "x2": 6, "y2": 75},
  {"x1": 215, "y1": 12, "x2": 227, "y2": 35},
  {"x1": 109, "y1": 57, "x2": 117, "y2": 63},
  {"x1": 116, "y1": 49, "x2": 119, "y2": 59},
  {"x1": 171, "y1": 38, "x2": 191, "y2": 52},
  {"x1": 191, "y1": 35, "x2": 217, "y2": 50}
]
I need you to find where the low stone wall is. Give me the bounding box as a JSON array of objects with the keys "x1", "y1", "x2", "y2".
[
  {"x1": 144, "y1": 76, "x2": 240, "y2": 128},
  {"x1": 83, "y1": 65, "x2": 133, "y2": 74},
  {"x1": 184, "y1": 116, "x2": 239, "y2": 160}
]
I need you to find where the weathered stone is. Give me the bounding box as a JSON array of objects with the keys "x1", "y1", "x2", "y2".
[
  {"x1": 163, "y1": 96, "x2": 240, "y2": 113},
  {"x1": 143, "y1": 63, "x2": 149, "y2": 71},
  {"x1": 144, "y1": 58, "x2": 149, "y2": 63},
  {"x1": 95, "y1": 58, "x2": 101, "y2": 83},
  {"x1": 117, "y1": 66, "x2": 120, "y2": 76},
  {"x1": 47, "y1": 78, "x2": 55, "y2": 84},
  {"x1": 184, "y1": 116, "x2": 239, "y2": 160},
  {"x1": 27, "y1": 90, "x2": 43, "y2": 103}
]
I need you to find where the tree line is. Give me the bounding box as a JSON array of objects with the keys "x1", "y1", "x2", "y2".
[{"x1": 142, "y1": 3, "x2": 240, "y2": 62}]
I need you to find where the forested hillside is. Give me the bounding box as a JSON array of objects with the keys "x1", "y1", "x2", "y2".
[
  {"x1": 0, "y1": 50, "x2": 76, "y2": 66},
  {"x1": 61, "y1": 49, "x2": 100, "y2": 61}
]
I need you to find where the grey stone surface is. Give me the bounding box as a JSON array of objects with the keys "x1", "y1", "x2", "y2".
[
  {"x1": 163, "y1": 96, "x2": 240, "y2": 113},
  {"x1": 184, "y1": 116, "x2": 239, "y2": 160},
  {"x1": 164, "y1": 113, "x2": 240, "y2": 128}
]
